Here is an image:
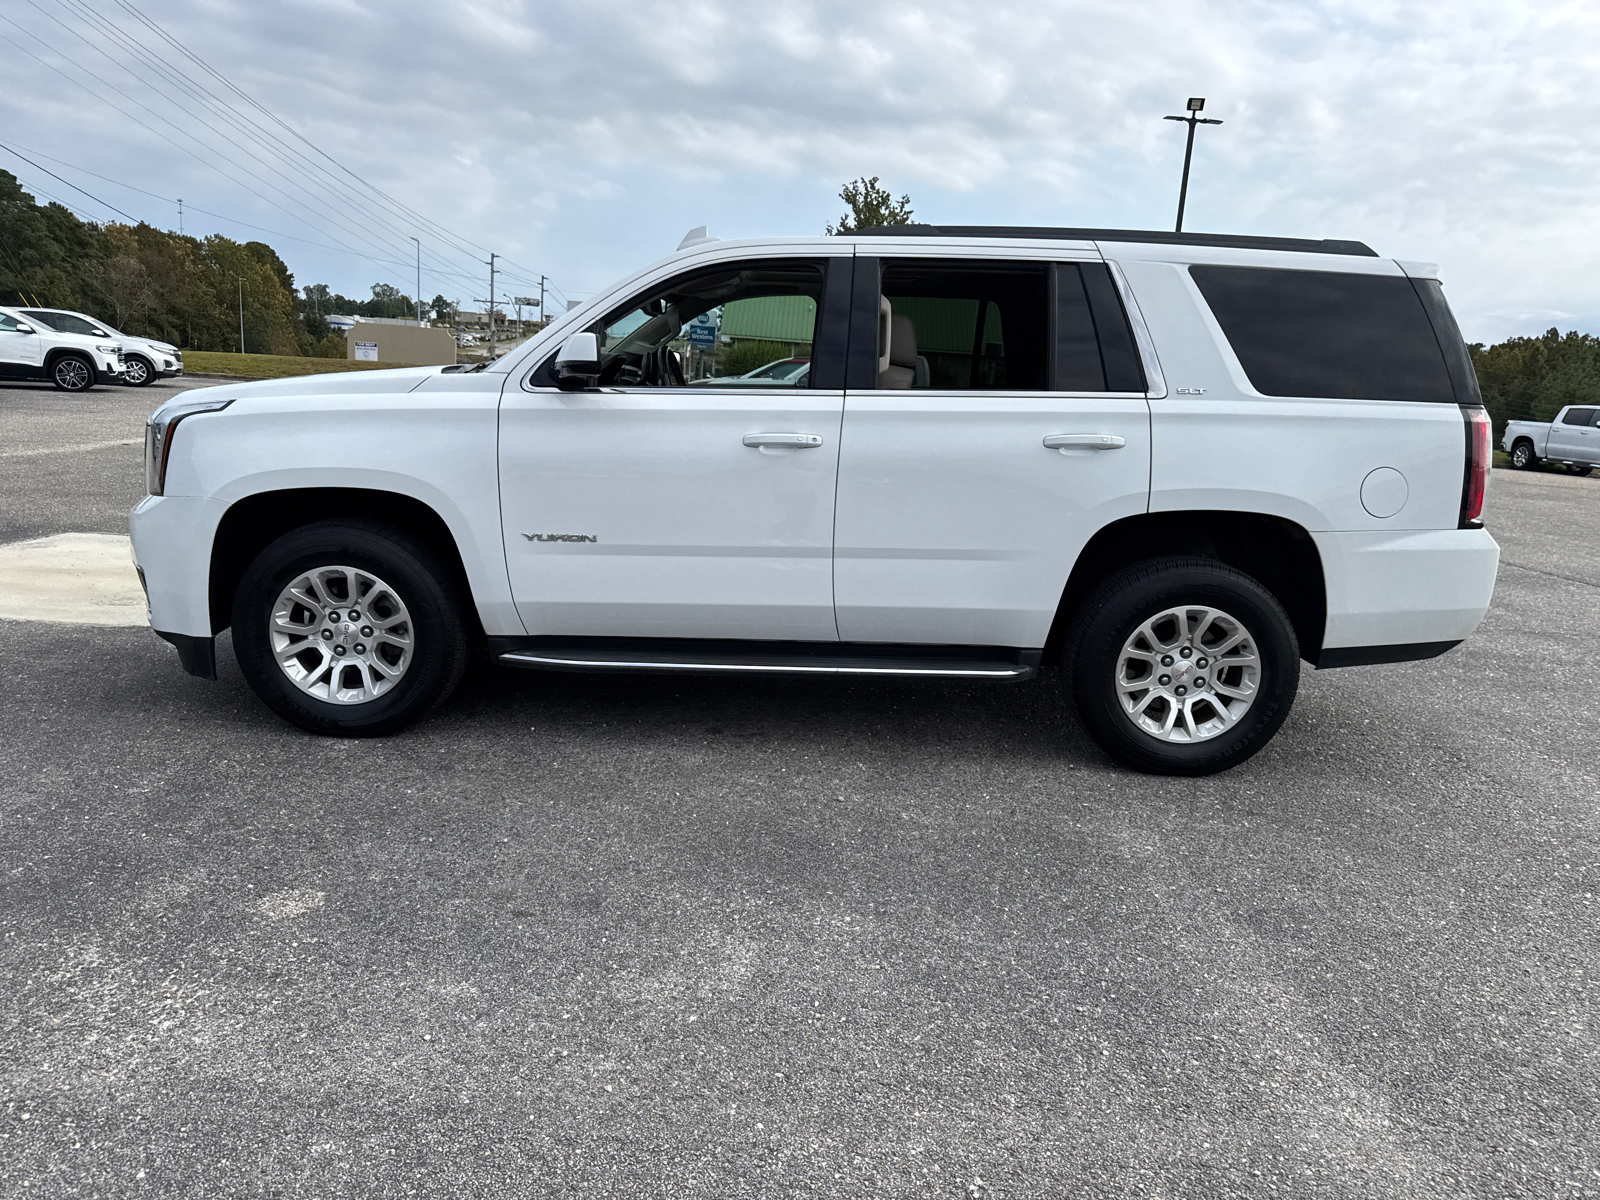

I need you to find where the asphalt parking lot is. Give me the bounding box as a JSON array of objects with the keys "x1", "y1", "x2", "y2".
[{"x1": 1, "y1": 378, "x2": 1596, "y2": 1199}]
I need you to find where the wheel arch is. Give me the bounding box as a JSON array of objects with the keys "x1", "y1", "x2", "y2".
[
  {"x1": 207, "y1": 487, "x2": 479, "y2": 637},
  {"x1": 1045, "y1": 511, "x2": 1327, "y2": 664},
  {"x1": 43, "y1": 347, "x2": 94, "y2": 369}
]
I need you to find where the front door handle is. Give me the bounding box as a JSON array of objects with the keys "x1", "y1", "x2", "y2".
[
  {"x1": 743, "y1": 433, "x2": 823, "y2": 449},
  {"x1": 1043, "y1": 433, "x2": 1126, "y2": 451}
]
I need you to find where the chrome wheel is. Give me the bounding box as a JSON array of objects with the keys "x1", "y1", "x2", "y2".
[
  {"x1": 1512, "y1": 442, "x2": 1533, "y2": 469},
  {"x1": 1115, "y1": 604, "x2": 1261, "y2": 743},
  {"x1": 53, "y1": 357, "x2": 91, "y2": 390},
  {"x1": 268, "y1": 565, "x2": 413, "y2": 704},
  {"x1": 123, "y1": 357, "x2": 151, "y2": 385}
]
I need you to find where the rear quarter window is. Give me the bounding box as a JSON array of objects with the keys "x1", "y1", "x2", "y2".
[{"x1": 1190, "y1": 265, "x2": 1455, "y2": 402}]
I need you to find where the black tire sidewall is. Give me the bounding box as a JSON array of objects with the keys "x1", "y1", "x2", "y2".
[
  {"x1": 51, "y1": 355, "x2": 94, "y2": 392},
  {"x1": 232, "y1": 520, "x2": 467, "y2": 735},
  {"x1": 1066, "y1": 558, "x2": 1300, "y2": 775}
]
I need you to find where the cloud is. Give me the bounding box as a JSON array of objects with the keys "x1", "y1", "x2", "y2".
[{"x1": 1, "y1": 0, "x2": 1596, "y2": 337}]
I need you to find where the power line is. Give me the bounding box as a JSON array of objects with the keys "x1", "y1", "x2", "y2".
[
  {"x1": 0, "y1": 142, "x2": 139, "y2": 221},
  {"x1": 6, "y1": 3, "x2": 567, "y2": 310}
]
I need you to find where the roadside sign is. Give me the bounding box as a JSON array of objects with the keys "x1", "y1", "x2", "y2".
[
  {"x1": 354, "y1": 341, "x2": 378, "y2": 361},
  {"x1": 687, "y1": 323, "x2": 715, "y2": 346}
]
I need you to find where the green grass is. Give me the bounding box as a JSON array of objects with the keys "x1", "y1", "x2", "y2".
[{"x1": 182, "y1": 351, "x2": 422, "y2": 379}]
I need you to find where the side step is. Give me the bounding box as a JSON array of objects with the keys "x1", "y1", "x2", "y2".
[{"x1": 491, "y1": 638, "x2": 1040, "y2": 681}]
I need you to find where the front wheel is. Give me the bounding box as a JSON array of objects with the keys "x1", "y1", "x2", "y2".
[
  {"x1": 231, "y1": 520, "x2": 469, "y2": 736},
  {"x1": 1064, "y1": 557, "x2": 1300, "y2": 775},
  {"x1": 122, "y1": 356, "x2": 153, "y2": 386},
  {"x1": 50, "y1": 354, "x2": 95, "y2": 392},
  {"x1": 1510, "y1": 440, "x2": 1537, "y2": 470}
]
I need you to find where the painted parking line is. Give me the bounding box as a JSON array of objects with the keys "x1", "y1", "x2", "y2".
[
  {"x1": 0, "y1": 533, "x2": 147, "y2": 626},
  {"x1": 0, "y1": 439, "x2": 140, "y2": 459}
]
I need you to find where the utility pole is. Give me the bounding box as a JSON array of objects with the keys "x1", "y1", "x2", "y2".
[
  {"x1": 410, "y1": 237, "x2": 421, "y2": 323},
  {"x1": 177, "y1": 198, "x2": 183, "y2": 236},
  {"x1": 1163, "y1": 97, "x2": 1223, "y2": 233},
  {"x1": 539, "y1": 274, "x2": 546, "y2": 331},
  {"x1": 485, "y1": 253, "x2": 497, "y2": 354},
  {"x1": 236, "y1": 276, "x2": 245, "y2": 354}
]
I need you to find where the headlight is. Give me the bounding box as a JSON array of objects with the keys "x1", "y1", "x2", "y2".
[
  {"x1": 145, "y1": 397, "x2": 234, "y2": 495},
  {"x1": 97, "y1": 343, "x2": 119, "y2": 354}
]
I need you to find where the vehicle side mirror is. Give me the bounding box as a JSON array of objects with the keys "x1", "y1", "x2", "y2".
[{"x1": 553, "y1": 331, "x2": 601, "y2": 391}]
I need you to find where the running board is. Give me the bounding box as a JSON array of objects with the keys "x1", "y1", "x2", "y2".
[{"x1": 490, "y1": 638, "x2": 1040, "y2": 680}]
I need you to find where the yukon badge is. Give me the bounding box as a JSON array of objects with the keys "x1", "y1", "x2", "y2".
[{"x1": 523, "y1": 532, "x2": 599, "y2": 543}]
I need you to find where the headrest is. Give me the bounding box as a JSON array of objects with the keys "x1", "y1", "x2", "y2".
[{"x1": 889, "y1": 313, "x2": 917, "y2": 368}]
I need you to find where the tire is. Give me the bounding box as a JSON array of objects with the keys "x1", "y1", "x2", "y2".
[
  {"x1": 50, "y1": 353, "x2": 95, "y2": 392},
  {"x1": 1511, "y1": 440, "x2": 1538, "y2": 470},
  {"x1": 122, "y1": 355, "x2": 153, "y2": 387},
  {"x1": 1571, "y1": 464, "x2": 1593, "y2": 477},
  {"x1": 1064, "y1": 556, "x2": 1300, "y2": 775},
  {"x1": 231, "y1": 519, "x2": 469, "y2": 736}
]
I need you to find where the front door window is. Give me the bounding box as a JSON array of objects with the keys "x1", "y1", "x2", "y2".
[{"x1": 593, "y1": 261, "x2": 823, "y2": 388}]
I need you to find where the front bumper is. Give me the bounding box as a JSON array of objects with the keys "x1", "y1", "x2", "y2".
[
  {"x1": 130, "y1": 492, "x2": 227, "y2": 639},
  {"x1": 1314, "y1": 527, "x2": 1500, "y2": 661}
]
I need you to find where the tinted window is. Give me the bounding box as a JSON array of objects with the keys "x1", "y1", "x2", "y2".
[
  {"x1": 1561, "y1": 407, "x2": 1596, "y2": 426},
  {"x1": 24, "y1": 311, "x2": 101, "y2": 336},
  {"x1": 591, "y1": 260, "x2": 824, "y2": 387},
  {"x1": 0, "y1": 313, "x2": 24, "y2": 332},
  {"x1": 1056, "y1": 263, "x2": 1147, "y2": 393},
  {"x1": 881, "y1": 260, "x2": 1048, "y2": 389},
  {"x1": 1191, "y1": 265, "x2": 1455, "y2": 402}
]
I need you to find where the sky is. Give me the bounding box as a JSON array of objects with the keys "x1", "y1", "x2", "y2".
[{"x1": 2, "y1": 0, "x2": 1598, "y2": 343}]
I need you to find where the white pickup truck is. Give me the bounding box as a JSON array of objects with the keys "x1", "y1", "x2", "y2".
[
  {"x1": 131, "y1": 225, "x2": 1499, "y2": 775},
  {"x1": 1501, "y1": 407, "x2": 1599, "y2": 475}
]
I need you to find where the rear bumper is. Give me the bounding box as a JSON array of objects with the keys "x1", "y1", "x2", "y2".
[{"x1": 1313, "y1": 527, "x2": 1499, "y2": 663}]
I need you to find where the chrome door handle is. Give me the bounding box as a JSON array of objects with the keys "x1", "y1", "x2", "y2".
[
  {"x1": 1043, "y1": 433, "x2": 1125, "y2": 451},
  {"x1": 743, "y1": 433, "x2": 823, "y2": 448}
]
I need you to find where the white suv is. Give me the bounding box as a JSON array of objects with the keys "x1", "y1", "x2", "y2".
[
  {"x1": 0, "y1": 304, "x2": 124, "y2": 391},
  {"x1": 130, "y1": 226, "x2": 1498, "y2": 774},
  {"x1": 17, "y1": 307, "x2": 182, "y2": 387}
]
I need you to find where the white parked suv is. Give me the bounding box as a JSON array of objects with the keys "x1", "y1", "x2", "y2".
[
  {"x1": 0, "y1": 304, "x2": 124, "y2": 391},
  {"x1": 17, "y1": 307, "x2": 182, "y2": 387},
  {"x1": 131, "y1": 226, "x2": 1499, "y2": 774}
]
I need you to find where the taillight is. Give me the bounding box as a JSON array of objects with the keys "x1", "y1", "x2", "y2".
[{"x1": 1460, "y1": 406, "x2": 1490, "y2": 527}]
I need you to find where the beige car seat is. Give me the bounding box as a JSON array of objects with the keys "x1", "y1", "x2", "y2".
[{"x1": 878, "y1": 310, "x2": 918, "y2": 389}]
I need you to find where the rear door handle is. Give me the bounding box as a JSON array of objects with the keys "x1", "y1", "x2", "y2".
[
  {"x1": 743, "y1": 433, "x2": 823, "y2": 448},
  {"x1": 1043, "y1": 433, "x2": 1126, "y2": 451}
]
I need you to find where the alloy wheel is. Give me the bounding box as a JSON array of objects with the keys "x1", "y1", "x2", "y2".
[
  {"x1": 268, "y1": 564, "x2": 414, "y2": 704},
  {"x1": 1114, "y1": 604, "x2": 1261, "y2": 743}
]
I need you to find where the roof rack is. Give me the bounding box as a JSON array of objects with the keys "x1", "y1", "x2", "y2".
[{"x1": 855, "y1": 225, "x2": 1378, "y2": 258}]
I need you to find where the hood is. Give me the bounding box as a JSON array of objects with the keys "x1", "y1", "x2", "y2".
[{"x1": 188, "y1": 364, "x2": 463, "y2": 400}]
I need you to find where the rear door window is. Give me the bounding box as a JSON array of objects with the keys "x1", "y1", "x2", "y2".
[
  {"x1": 1190, "y1": 265, "x2": 1455, "y2": 402},
  {"x1": 879, "y1": 260, "x2": 1049, "y2": 390}
]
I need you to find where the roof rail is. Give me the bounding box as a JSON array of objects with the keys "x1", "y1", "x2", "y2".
[{"x1": 855, "y1": 225, "x2": 1379, "y2": 258}]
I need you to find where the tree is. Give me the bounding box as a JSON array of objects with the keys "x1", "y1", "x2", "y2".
[
  {"x1": 1471, "y1": 328, "x2": 1600, "y2": 441},
  {"x1": 430, "y1": 294, "x2": 457, "y2": 324},
  {"x1": 826, "y1": 176, "x2": 916, "y2": 235}
]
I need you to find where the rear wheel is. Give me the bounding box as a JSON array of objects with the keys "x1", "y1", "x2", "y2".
[
  {"x1": 1571, "y1": 464, "x2": 1593, "y2": 477},
  {"x1": 1064, "y1": 557, "x2": 1300, "y2": 775},
  {"x1": 50, "y1": 354, "x2": 95, "y2": 392},
  {"x1": 231, "y1": 520, "x2": 469, "y2": 736},
  {"x1": 1510, "y1": 440, "x2": 1537, "y2": 470}
]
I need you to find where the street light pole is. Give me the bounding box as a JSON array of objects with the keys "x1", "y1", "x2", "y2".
[
  {"x1": 485, "y1": 253, "x2": 497, "y2": 355},
  {"x1": 1163, "y1": 97, "x2": 1224, "y2": 233},
  {"x1": 236, "y1": 275, "x2": 245, "y2": 354},
  {"x1": 410, "y1": 237, "x2": 421, "y2": 323}
]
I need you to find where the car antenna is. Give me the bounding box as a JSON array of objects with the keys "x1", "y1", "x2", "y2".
[{"x1": 676, "y1": 226, "x2": 719, "y2": 251}]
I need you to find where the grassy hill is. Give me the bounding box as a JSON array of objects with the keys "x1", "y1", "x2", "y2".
[{"x1": 182, "y1": 351, "x2": 425, "y2": 380}]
